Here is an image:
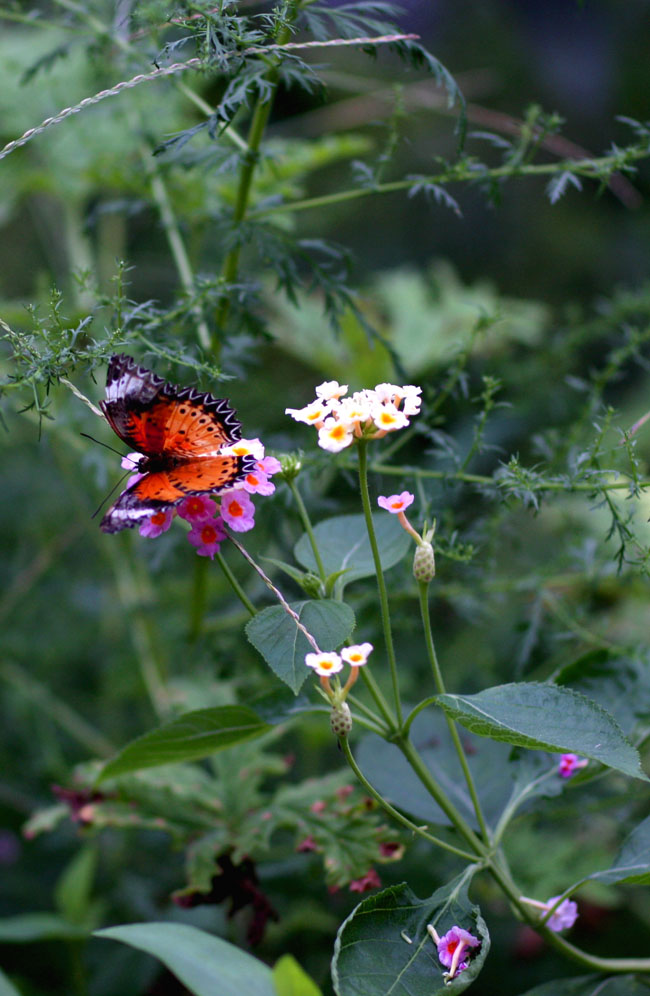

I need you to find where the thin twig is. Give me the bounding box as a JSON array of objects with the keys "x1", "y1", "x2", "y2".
[{"x1": 0, "y1": 34, "x2": 418, "y2": 162}]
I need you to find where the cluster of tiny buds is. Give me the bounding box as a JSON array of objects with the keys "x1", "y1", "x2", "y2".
[{"x1": 286, "y1": 381, "x2": 422, "y2": 452}]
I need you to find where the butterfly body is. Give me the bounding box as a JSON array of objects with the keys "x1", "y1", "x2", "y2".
[{"x1": 99, "y1": 354, "x2": 254, "y2": 533}]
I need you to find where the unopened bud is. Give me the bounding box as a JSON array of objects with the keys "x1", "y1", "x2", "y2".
[
  {"x1": 330, "y1": 701, "x2": 352, "y2": 738},
  {"x1": 300, "y1": 572, "x2": 324, "y2": 598},
  {"x1": 413, "y1": 540, "x2": 435, "y2": 583},
  {"x1": 278, "y1": 452, "x2": 303, "y2": 483}
]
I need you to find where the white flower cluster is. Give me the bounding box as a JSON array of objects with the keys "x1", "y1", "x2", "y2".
[{"x1": 286, "y1": 381, "x2": 422, "y2": 453}]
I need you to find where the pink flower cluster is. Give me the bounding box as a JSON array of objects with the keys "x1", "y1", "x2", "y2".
[
  {"x1": 286, "y1": 381, "x2": 421, "y2": 452},
  {"x1": 122, "y1": 439, "x2": 280, "y2": 558}
]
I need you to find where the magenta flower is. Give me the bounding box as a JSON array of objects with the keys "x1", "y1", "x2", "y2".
[
  {"x1": 240, "y1": 468, "x2": 275, "y2": 496},
  {"x1": 558, "y1": 753, "x2": 588, "y2": 779},
  {"x1": 177, "y1": 494, "x2": 217, "y2": 523},
  {"x1": 187, "y1": 517, "x2": 227, "y2": 559},
  {"x1": 544, "y1": 896, "x2": 579, "y2": 932},
  {"x1": 349, "y1": 868, "x2": 381, "y2": 893},
  {"x1": 427, "y1": 924, "x2": 480, "y2": 980},
  {"x1": 139, "y1": 508, "x2": 174, "y2": 538},
  {"x1": 220, "y1": 490, "x2": 256, "y2": 532}
]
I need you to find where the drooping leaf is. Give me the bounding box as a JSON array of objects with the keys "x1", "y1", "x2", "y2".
[
  {"x1": 0, "y1": 913, "x2": 88, "y2": 942},
  {"x1": 332, "y1": 874, "x2": 489, "y2": 996},
  {"x1": 98, "y1": 706, "x2": 270, "y2": 781},
  {"x1": 294, "y1": 514, "x2": 410, "y2": 593},
  {"x1": 246, "y1": 599, "x2": 355, "y2": 693},
  {"x1": 95, "y1": 922, "x2": 275, "y2": 996},
  {"x1": 357, "y1": 709, "x2": 513, "y2": 829},
  {"x1": 272, "y1": 954, "x2": 323, "y2": 996},
  {"x1": 436, "y1": 683, "x2": 647, "y2": 781}
]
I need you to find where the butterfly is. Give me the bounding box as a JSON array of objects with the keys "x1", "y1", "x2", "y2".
[{"x1": 99, "y1": 353, "x2": 255, "y2": 533}]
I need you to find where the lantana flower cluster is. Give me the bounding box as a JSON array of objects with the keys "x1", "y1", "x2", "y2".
[
  {"x1": 305, "y1": 644, "x2": 374, "y2": 737},
  {"x1": 286, "y1": 381, "x2": 421, "y2": 452},
  {"x1": 123, "y1": 438, "x2": 280, "y2": 557}
]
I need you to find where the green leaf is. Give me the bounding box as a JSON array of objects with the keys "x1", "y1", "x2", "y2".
[
  {"x1": 332, "y1": 874, "x2": 489, "y2": 996},
  {"x1": 95, "y1": 922, "x2": 275, "y2": 996},
  {"x1": 294, "y1": 514, "x2": 410, "y2": 593},
  {"x1": 250, "y1": 688, "x2": 325, "y2": 725},
  {"x1": 273, "y1": 955, "x2": 323, "y2": 996},
  {"x1": 590, "y1": 814, "x2": 650, "y2": 885},
  {"x1": 98, "y1": 706, "x2": 270, "y2": 781},
  {"x1": 436, "y1": 683, "x2": 648, "y2": 781},
  {"x1": 245, "y1": 600, "x2": 355, "y2": 693},
  {"x1": 357, "y1": 709, "x2": 512, "y2": 830},
  {"x1": 519, "y1": 975, "x2": 650, "y2": 996},
  {"x1": 0, "y1": 913, "x2": 88, "y2": 942},
  {"x1": 555, "y1": 649, "x2": 650, "y2": 736},
  {"x1": 54, "y1": 844, "x2": 98, "y2": 925},
  {"x1": 0, "y1": 967, "x2": 23, "y2": 996}
]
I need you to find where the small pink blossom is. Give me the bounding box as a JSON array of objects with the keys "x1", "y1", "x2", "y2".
[
  {"x1": 315, "y1": 380, "x2": 348, "y2": 402},
  {"x1": 257, "y1": 455, "x2": 282, "y2": 476},
  {"x1": 317, "y1": 417, "x2": 354, "y2": 452},
  {"x1": 296, "y1": 835, "x2": 318, "y2": 852},
  {"x1": 544, "y1": 896, "x2": 579, "y2": 932},
  {"x1": 286, "y1": 399, "x2": 331, "y2": 427},
  {"x1": 377, "y1": 492, "x2": 415, "y2": 514},
  {"x1": 428, "y1": 924, "x2": 480, "y2": 980},
  {"x1": 240, "y1": 468, "x2": 275, "y2": 496},
  {"x1": 371, "y1": 401, "x2": 410, "y2": 433},
  {"x1": 310, "y1": 800, "x2": 327, "y2": 815},
  {"x1": 139, "y1": 508, "x2": 175, "y2": 538},
  {"x1": 558, "y1": 754, "x2": 588, "y2": 779},
  {"x1": 221, "y1": 437, "x2": 266, "y2": 460},
  {"x1": 349, "y1": 868, "x2": 381, "y2": 893},
  {"x1": 187, "y1": 517, "x2": 227, "y2": 559},
  {"x1": 177, "y1": 494, "x2": 217, "y2": 523},
  {"x1": 220, "y1": 490, "x2": 256, "y2": 532}
]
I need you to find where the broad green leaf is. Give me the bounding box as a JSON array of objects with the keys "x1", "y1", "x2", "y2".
[
  {"x1": 251, "y1": 688, "x2": 326, "y2": 725},
  {"x1": 0, "y1": 967, "x2": 22, "y2": 996},
  {"x1": 246, "y1": 600, "x2": 355, "y2": 693},
  {"x1": 357, "y1": 709, "x2": 512, "y2": 829},
  {"x1": 556, "y1": 649, "x2": 650, "y2": 736},
  {"x1": 95, "y1": 922, "x2": 275, "y2": 996},
  {"x1": 0, "y1": 913, "x2": 88, "y2": 942},
  {"x1": 98, "y1": 706, "x2": 270, "y2": 781},
  {"x1": 273, "y1": 955, "x2": 323, "y2": 996},
  {"x1": 437, "y1": 683, "x2": 647, "y2": 781},
  {"x1": 294, "y1": 514, "x2": 410, "y2": 593},
  {"x1": 590, "y1": 814, "x2": 650, "y2": 886},
  {"x1": 519, "y1": 975, "x2": 650, "y2": 996},
  {"x1": 332, "y1": 874, "x2": 489, "y2": 996}
]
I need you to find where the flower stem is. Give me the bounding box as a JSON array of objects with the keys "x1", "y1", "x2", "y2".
[
  {"x1": 418, "y1": 580, "x2": 491, "y2": 843},
  {"x1": 288, "y1": 478, "x2": 326, "y2": 582},
  {"x1": 216, "y1": 550, "x2": 256, "y2": 616},
  {"x1": 357, "y1": 440, "x2": 402, "y2": 726},
  {"x1": 340, "y1": 737, "x2": 477, "y2": 862}
]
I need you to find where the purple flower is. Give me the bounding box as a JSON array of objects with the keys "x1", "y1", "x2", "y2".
[
  {"x1": 139, "y1": 508, "x2": 174, "y2": 538},
  {"x1": 187, "y1": 517, "x2": 227, "y2": 559},
  {"x1": 558, "y1": 753, "x2": 588, "y2": 779},
  {"x1": 428, "y1": 924, "x2": 480, "y2": 980},
  {"x1": 177, "y1": 494, "x2": 218, "y2": 523},
  {"x1": 220, "y1": 490, "x2": 256, "y2": 532},
  {"x1": 545, "y1": 896, "x2": 579, "y2": 932}
]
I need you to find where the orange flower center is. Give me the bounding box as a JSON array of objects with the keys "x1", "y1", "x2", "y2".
[
  {"x1": 151, "y1": 512, "x2": 167, "y2": 525},
  {"x1": 201, "y1": 524, "x2": 218, "y2": 543},
  {"x1": 228, "y1": 500, "x2": 243, "y2": 517},
  {"x1": 246, "y1": 474, "x2": 259, "y2": 486}
]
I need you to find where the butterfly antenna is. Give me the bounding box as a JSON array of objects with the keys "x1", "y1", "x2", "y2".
[
  {"x1": 80, "y1": 431, "x2": 128, "y2": 459},
  {"x1": 91, "y1": 470, "x2": 132, "y2": 520}
]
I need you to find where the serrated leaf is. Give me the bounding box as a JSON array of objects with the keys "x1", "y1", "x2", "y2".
[
  {"x1": 95, "y1": 922, "x2": 275, "y2": 996},
  {"x1": 332, "y1": 875, "x2": 489, "y2": 996},
  {"x1": 294, "y1": 514, "x2": 410, "y2": 592},
  {"x1": 519, "y1": 974, "x2": 650, "y2": 996},
  {"x1": 357, "y1": 709, "x2": 512, "y2": 829},
  {"x1": 246, "y1": 600, "x2": 355, "y2": 693},
  {"x1": 437, "y1": 683, "x2": 647, "y2": 781},
  {"x1": 98, "y1": 706, "x2": 270, "y2": 781},
  {"x1": 273, "y1": 954, "x2": 323, "y2": 996},
  {"x1": 0, "y1": 913, "x2": 88, "y2": 942},
  {"x1": 556, "y1": 649, "x2": 650, "y2": 735},
  {"x1": 590, "y1": 814, "x2": 650, "y2": 885}
]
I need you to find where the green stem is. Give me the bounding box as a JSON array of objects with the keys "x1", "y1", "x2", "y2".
[
  {"x1": 216, "y1": 551, "x2": 256, "y2": 616},
  {"x1": 214, "y1": 10, "x2": 298, "y2": 341},
  {"x1": 398, "y1": 737, "x2": 486, "y2": 857},
  {"x1": 418, "y1": 581, "x2": 491, "y2": 842},
  {"x1": 288, "y1": 478, "x2": 326, "y2": 582},
  {"x1": 188, "y1": 556, "x2": 209, "y2": 641},
  {"x1": 357, "y1": 441, "x2": 402, "y2": 725},
  {"x1": 341, "y1": 738, "x2": 477, "y2": 862}
]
